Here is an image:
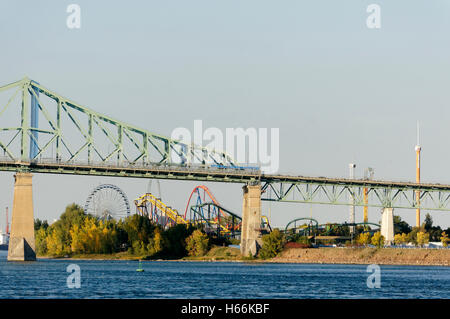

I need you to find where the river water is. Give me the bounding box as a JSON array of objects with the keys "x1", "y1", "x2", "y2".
[{"x1": 0, "y1": 251, "x2": 448, "y2": 298}]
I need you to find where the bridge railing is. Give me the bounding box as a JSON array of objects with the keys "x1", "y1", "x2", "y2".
[{"x1": 0, "y1": 155, "x2": 261, "y2": 175}]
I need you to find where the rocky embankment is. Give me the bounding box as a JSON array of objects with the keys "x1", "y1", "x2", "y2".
[{"x1": 271, "y1": 247, "x2": 450, "y2": 266}]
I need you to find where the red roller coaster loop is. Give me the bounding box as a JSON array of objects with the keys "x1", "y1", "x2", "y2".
[{"x1": 183, "y1": 185, "x2": 225, "y2": 220}]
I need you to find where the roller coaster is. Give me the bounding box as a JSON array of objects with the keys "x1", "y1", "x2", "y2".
[
  {"x1": 135, "y1": 193, "x2": 188, "y2": 228},
  {"x1": 135, "y1": 183, "x2": 386, "y2": 242},
  {"x1": 283, "y1": 217, "x2": 381, "y2": 241},
  {"x1": 188, "y1": 202, "x2": 242, "y2": 237},
  {"x1": 135, "y1": 185, "x2": 271, "y2": 238},
  {"x1": 135, "y1": 186, "x2": 383, "y2": 242}
]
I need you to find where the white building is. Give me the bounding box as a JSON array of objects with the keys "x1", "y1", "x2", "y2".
[{"x1": 0, "y1": 231, "x2": 9, "y2": 245}]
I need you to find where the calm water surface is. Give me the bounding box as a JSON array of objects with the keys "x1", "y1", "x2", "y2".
[{"x1": 0, "y1": 251, "x2": 448, "y2": 298}]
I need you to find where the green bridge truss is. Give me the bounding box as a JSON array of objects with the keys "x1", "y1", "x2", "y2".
[
  {"x1": 0, "y1": 78, "x2": 236, "y2": 168},
  {"x1": 261, "y1": 177, "x2": 450, "y2": 211},
  {"x1": 0, "y1": 78, "x2": 264, "y2": 181}
]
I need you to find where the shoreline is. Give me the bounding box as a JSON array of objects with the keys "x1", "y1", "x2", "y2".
[
  {"x1": 271, "y1": 247, "x2": 450, "y2": 267},
  {"x1": 37, "y1": 247, "x2": 450, "y2": 266}
]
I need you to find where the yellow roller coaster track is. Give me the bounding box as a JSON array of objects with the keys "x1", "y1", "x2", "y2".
[
  {"x1": 135, "y1": 192, "x2": 233, "y2": 235},
  {"x1": 135, "y1": 193, "x2": 188, "y2": 225},
  {"x1": 135, "y1": 192, "x2": 271, "y2": 235}
]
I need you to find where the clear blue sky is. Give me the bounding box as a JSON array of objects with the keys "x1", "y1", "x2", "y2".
[{"x1": 1, "y1": 1, "x2": 450, "y2": 229}]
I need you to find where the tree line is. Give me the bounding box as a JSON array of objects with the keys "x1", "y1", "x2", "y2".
[
  {"x1": 256, "y1": 213, "x2": 450, "y2": 260},
  {"x1": 35, "y1": 203, "x2": 211, "y2": 259}
]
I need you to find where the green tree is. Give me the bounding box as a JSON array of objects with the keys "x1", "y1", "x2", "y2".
[
  {"x1": 295, "y1": 235, "x2": 311, "y2": 245},
  {"x1": 393, "y1": 215, "x2": 411, "y2": 234},
  {"x1": 423, "y1": 213, "x2": 433, "y2": 232},
  {"x1": 50, "y1": 203, "x2": 87, "y2": 250},
  {"x1": 185, "y1": 229, "x2": 209, "y2": 257},
  {"x1": 132, "y1": 240, "x2": 148, "y2": 256},
  {"x1": 258, "y1": 229, "x2": 285, "y2": 259},
  {"x1": 34, "y1": 219, "x2": 49, "y2": 231},
  {"x1": 161, "y1": 224, "x2": 195, "y2": 258},
  {"x1": 371, "y1": 232, "x2": 385, "y2": 248},
  {"x1": 407, "y1": 226, "x2": 425, "y2": 245},
  {"x1": 122, "y1": 214, "x2": 155, "y2": 247},
  {"x1": 326, "y1": 224, "x2": 350, "y2": 237},
  {"x1": 147, "y1": 227, "x2": 165, "y2": 256},
  {"x1": 35, "y1": 227, "x2": 48, "y2": 255}
]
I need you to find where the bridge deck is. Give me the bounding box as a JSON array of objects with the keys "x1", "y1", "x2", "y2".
[{"x1": 1, "y1": 159, "x2": 450, "y2": 191}]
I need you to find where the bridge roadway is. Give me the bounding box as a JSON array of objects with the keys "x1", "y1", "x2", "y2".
[{"x1": 1, "y1": 157, "x2": 450, "y2": 191}]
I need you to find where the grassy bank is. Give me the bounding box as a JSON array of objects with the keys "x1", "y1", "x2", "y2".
[
  {"x1": 182, "y1": 246, "x2": 242, "y2": 261},
  {"x1": 38, "y1": 246, "x2": 243, "y2": 261},
  {"x1": 39, "y1": 251, "x2": 142, "y2": 260},
  {"x1": 272, "y1": 247, "x2": 450, "y2": 266}
]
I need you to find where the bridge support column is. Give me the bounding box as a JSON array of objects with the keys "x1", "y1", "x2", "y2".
[
  {"x1": 380, "y1": 207, "x2": 394, "y2": 246},
  {"x1": 240, "y1": 183, "x2": 262, "y2": 257},
  {"x1": 8, "y1": 173, "x2": 36, "y2": 261}
]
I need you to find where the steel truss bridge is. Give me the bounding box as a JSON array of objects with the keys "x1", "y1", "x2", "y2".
[
  {"x1": 261, "y1": 177, "x2": 450, "y2": 212},
  {"x1": 2, "y1": 78, "x2": 450, "y2": 212}
]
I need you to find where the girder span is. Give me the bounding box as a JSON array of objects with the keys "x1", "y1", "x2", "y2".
[{"x1": 0, "y1": 78, "x2": 235, "y2": 168}]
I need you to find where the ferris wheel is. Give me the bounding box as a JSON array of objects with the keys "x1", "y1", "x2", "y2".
[{"x1": 84, "y1": 184, "x2": 130, "y2": 220}]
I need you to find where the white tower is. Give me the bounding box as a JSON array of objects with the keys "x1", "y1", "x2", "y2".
[{"x1": 415, "y1": 121, "x2": 421, "y2": 227}]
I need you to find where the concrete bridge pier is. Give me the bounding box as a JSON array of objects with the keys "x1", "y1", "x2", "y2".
[
  {"x1": 380, "y1": 207, "x2": 394, "y2": 246},
  {"x1": 7, "y1": 172, "x2": 36, "y2": 261},
  {"x1": 240, "y1": 183, "x2": 262, "y2": 257}
]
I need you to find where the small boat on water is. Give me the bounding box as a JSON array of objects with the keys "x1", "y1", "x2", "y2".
[{"x1": 136, "y1": 260, "x2": 144, "y2": 272}]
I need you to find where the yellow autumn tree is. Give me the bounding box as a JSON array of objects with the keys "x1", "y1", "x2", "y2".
[
  {"x1": 357, "y1": 232, "x2": 371, "y2": 246},
  {"x1": 394, "y1": 233, "x2": 403, "y2": 245},
  {"x1": 371, "y1": 231, "x2": 385, "y2": 248},
  {"x1": 35, "y1": 227, "x2": 48, "y2": 256},
  {"x1": 186, "y1": 229, "x2": 209, "y2": 257},
  {"x1": 147, "y1": 228, "x2": 164, "y2": 256},
  {"x1": 81, "y1": 217, "x2": 98, "y2": 253},
  {"x1": 416, "y1": 232, "x2": 430, "y2": 247},
  {"x1": 401, "y1": 233, "x2": 408, "y2": 244},
  {"x1": 46, "y1": 228, "x2": 66, "y2": 256},
  {"x1": 70, "y1": 224, "x2": 85, "y2": 253},
  {"x1": 394, "y1": 233, "x2": 408, "y2": 245},
  {"x1": 441, "y1": 232, "x2": 449, "y2": 247}
]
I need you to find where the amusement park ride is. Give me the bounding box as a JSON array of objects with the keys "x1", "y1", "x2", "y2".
[
  {"x1": 83, "y1": 182, "x2": 271, "y2": 239},
  {"x1": 82, "y1": 181, "x2": 373, "y2": 243},
  {"x1": 134, "y1": 185, "x2": 271, "y2": 239}
]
